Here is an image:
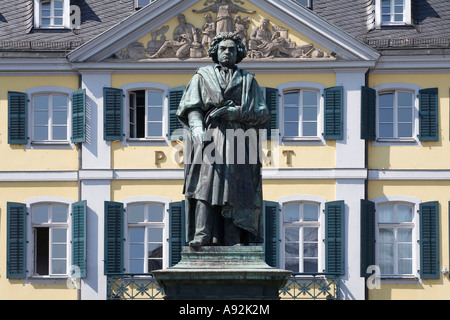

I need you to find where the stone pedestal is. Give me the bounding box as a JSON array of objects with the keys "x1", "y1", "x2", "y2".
[{"x1": 152, "y1": 246, "x2": 291, "y2": 300}]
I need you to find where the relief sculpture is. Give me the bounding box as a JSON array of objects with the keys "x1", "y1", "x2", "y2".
[{"x1": 112, "y1": 0, "x2": 334, "y2": 61}]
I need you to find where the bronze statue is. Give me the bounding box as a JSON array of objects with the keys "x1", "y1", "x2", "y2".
[{"x1": 176, "y1": 33, "x2": 270, "y2": 246}]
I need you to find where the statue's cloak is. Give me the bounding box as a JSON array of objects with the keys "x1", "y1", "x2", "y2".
[{"x1": 176, "y1": 65, "x2": 270, "y2": 242}]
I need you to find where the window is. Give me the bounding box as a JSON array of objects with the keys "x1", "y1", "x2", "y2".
[
  {"x1": 31, "y1": 203, "x2": 69, "y2": 276},
  {"x1": 127, "y1": 203, "x2": 165, "y2": 273},
  {"x1": 135, "y1": 0, "x2": 153, "y2": 9},
  {"x1": 34, "y1": 0, "x2": 70, "y2": 29},
  {"x1": 293, "y1": 0, "x2": 312, "y2": 8},
  {"x1": 283, "y1": 202, "x2": 320, "y2": 273},
  {"x1": 283, "y1": 90, "x2": 319, "y2": 139},
  {"x1": 375, "y1": 0, "x2": 412, "y2": 26},
  {"x1": 128, "y1": 90, "x2": 164, "y2": 139},
  {"x1": 376, "y1": 202, "x2": 415, "y2": 276},
  {"x1": 32, "y1": 93, "x2": 69, "y2": 142},
  {"x1": 377, "y1": 90, "x2": 414, "y2": 140}
]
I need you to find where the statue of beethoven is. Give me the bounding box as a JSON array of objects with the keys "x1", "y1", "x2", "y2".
[{"x1": 176, "y1": 33, "x2": 270, "y2": 246}]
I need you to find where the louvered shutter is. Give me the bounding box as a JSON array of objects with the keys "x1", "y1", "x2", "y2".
[
  {"x1": 264, "y1": 88, "x2": 279, "y2": 140},
  {"x1": 72, "y1": 200, "x2": 87, "y2": 278},
  {"x1": 361, "y1": 86, "x2": 376, "y2": 141},
  {"x1": 323, "y1": 86, "x2": 344, "y2": 140},
  {"x1": 169, "y1": 201, "x2": 185, "y2": 267},
  {"x1": 419, "y1": 88, "x2": 438, "y2": 141},
  {"x1": 264, "y1": 201, "x2": 279, "y2": 268},
  {"x1": 103, "y1": 88, "x2": 123, "y2": 141},
  {"x1": 325, "y1": 200, "x2": 345, "y2": 275},
  {"x1": 104, "y1": 201, "x2": 124, "y2": 274},
  {"x1": 8, "y1": 92, "x2": 28, "y2": 144},
  {"x1": 360, "y1": 200, "x2": 376, "y2": 277},
  {"x1": 71, "y1": 89, "x2": 86, "y2": 143},
  {"x1": 419, "y1": 201, "x2": 439, "y2": 279},
  {"x1": 7, "y1": 202, "x2": 27, "y2": 279},
  {"x1": 168, "y1": 86, "x2": 186, "y2": 141}
]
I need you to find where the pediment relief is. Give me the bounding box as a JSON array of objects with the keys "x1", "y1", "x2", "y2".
[{"x1": 108, "y1": 0, "x2": 336, "y2": 62}]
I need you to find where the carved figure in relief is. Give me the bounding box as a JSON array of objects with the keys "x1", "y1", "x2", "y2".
[
  {"x1": 193, "y1": 0, "x2": 255, "y2": 34},
  {"x1": 249, "y1": 18, "x2": 292, "y2": 58},
  {"x1": 200, "y1": 13, "x2": 216, "y2": 54},
  {"x1": 234, "y1": 15, "x2": 250, "y2": 48}
]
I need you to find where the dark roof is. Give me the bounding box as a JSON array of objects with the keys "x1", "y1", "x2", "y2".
[{"x1": 1, "y1": 0, "x2": 449, "y2": 54}]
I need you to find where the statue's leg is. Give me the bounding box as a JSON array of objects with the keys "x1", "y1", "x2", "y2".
[
  {"x1": 189, "y1": 200, "x2": 214, "y2": 246},
  {"x1": 224, "y1": 218, "x2": 242, "y2": 246}
]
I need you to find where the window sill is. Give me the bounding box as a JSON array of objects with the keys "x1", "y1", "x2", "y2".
[
  {"x1": 380, "y1": 275, "x2": 420, "y2": 284},
  {"x1": 29, "y1": 141, "x2": 74, "y2": 149},
  {"x1": 282, "y1": 136, "x2": 324, "y2": 145},
  {"x1": 123, "y1": 138, "x2": 169, "y2": 146},
  {"x1": 26, "y1": 275, "x2": 69, "y2": 284},
  {"x1": 373, "y1": 138, "x2": 419, "y2": 146}
]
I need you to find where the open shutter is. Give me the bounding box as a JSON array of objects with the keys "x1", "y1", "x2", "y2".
[
  {"x1": 264, "y1": 200, "x2": 279, "y2": 268},
  {"x1": 323, "y1": 86, "x2": 344, "y2": 140},
  {"x1": 103, "y1": 87, "x2": 123, "y2": 141},
  {"x1": 263, "y1": 87, "x2": 279, "y2": 140},
  {"x1": 419, "y1": 88, "x2": 439, "y2": 141},
  {"x1": 104, "y1": 201, "x2": 124, "y2": 274},
  {"x1": 168, "y1": 86, "x2": 186, "y2": 141},
  {"x1": 71, "y1": 89, "x2": 86, "y2": 143},
  {"x1": 169, "y1": 201, "x2": 185, "y2": 267},
  {"x1": 72, "y1": 200, "x2": 87, "y2": 278},
  {"x1": 419, "y1": 201, "x2": 439, "y2": 279},
  {"x1": 325, "y1": 200, "x2": 345, "y2": 275},
  {"x1": 360, "y1": 200, "x2": 376, "y2": 277},
  {"x1": 361, "y1": 86, "x2": 376, "y2": 141},
  {"x1": 8, "y1": 92, "x2": 28, "y2": 144},
  {"x1": 7, "y1": 202, "x2": 27, "y2": 279}
]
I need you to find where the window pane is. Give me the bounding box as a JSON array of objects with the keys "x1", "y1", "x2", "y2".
[
  {"x1": 34, "y1": 111, "x2": 49, "y2": 126},
  {"x1": 53, "y1": 95, "x2": 67, "y2": 109},
  {"x1": 54, "y1": 1, "x2": 64, "y2": 9},
  {"x1": 379, "y1": 108, "x2": 393, "y2": 123},
  {"x1": 303, "y1": 91, "x2": 317, "y2": 106},
  {"x1": 34, "y1": 126, "x2": 48, "y2": 141},
  {"x1": 303, "y1": 227, "x2": 318, "y2": 241},
  {"x1": 284, "y1": 122, "x2": 298, "y2": 137},
  {"x1": 130, "y1": 244, "x2": 144, "y2": 258},
  {"x1": 398, "y1": 228, "x2": 412, "y2": 242},
  {"x1": 285, "y1": 258, "x2": 299, "y2": 272},
  {"x1": 148, "y1": 204, "x2": 164, "y2": 222},
  {"x1": 129, "y1": 260, "x2": 144, "y2": 273},
  {"x1": 54, "y1": 18, "x2": 63, "y2": 25},
  {"x1": 284, "y1": 203, "x2": 300, "y2": 222},
  {"x1": 284, "y1": 107, "x2": 299, "y2": 119},
  {"x1": 379, "y1": 205, "x2": 394, "y2": 223},
  {"x1": 379, "y1": 243, "x2": 394, "y2": 260},
  {"x1": 304, "y1": 259, "x2": 318, "y2": 273},
  {"x1": 148, "y1": 227, "x2": 163, "y2": 243},
  {"x1": 303, "y1": 107, "x2": 317, "y2": 121},
  {"x1": 303, "y1": 243, "x2": 317, "y2": 258},
  {"x1": 398, "y1": 205, "x2": 413, "y2": 222},
  {"x1": 53, "y1": 110, "x2": 67, "y2": 125},
  {"x1": 379, "y1": 123, "x2": 394, "y2": 138},
  {"x1": 33, "y1": 205, "x2": 49, "y2": 224},
  {"x1": 302, "y1": 122, "x2": 317, "y2": 137},
  {"x1": 147, "y1": 107, "x2": 162, "y2": 121},
  {"x1": 398, "y1": 123, "x2": 412, "y2": 137},
  {"x1": 54, "y1": 10, "x2": 64, "y2": 17},
  {"x1": 147, "y1": 91, "x2": 163, "y2": 106},
  {"x1": 379, "y1": 228, "x2": 394, "y2": 244},
  {"x1": 398, "y1": 107, "x2": 412, "y2": 122},
  {"x1": 34, "y1": 95, "x2": 49, "y2": 110},
  {"x1": 398, "y1": 259, "x2": 412, "y2": 274},
  {"x1": 397, "y1": 92, "x2": 412, "y2": 107},
  {"x1": 129, "y1": 227, "x2": 145, "y2": 242},
  {"x1": 52, "y1": 228, "x2": 67, "y2": 242},
  {"x1": 285, "y1": 227, "x2": 299, "y2": 243},
  {"x1": 53, "y1": 126, "x2": 67, "y2": 140},
  {"x1": 303, "y1": 204, "x2": 318, "y2": 221},
  {"x1": 284, "y1": 92, "x2": 299, "y2": 107},
  {"x1": 51, "y1": 260, "x2": 66, "y2": 274},
  {"x1": 129, "y1": 205, "x2": 145, "y2": 223},
  {"x1": 379, "y1": 93, "x2": 394, "y2": 107},
  {"x1": 285, "y1": 242, "x2": 299, "y2": 258},
  {"x1": 398, "y1": 243, "x2": 412, "y2": 258},
  {"x1": 380, "y1": 259, "x2": 394, "y2": 274},
  {"x1": 52, "y1": 244, "x2": 67, "y2": 258},
  {"x1": 148, "y1": 243, "x2": 162, "y2": 259},
  {"x1": 148, "y1": 258, "x2": 162, "y2": 272},
  {"x1": 52, "y1": 205, "x2": 67, "y2": 222},
  {"x1": 147, "y1": 123, "x2": 162, "y2": 137}
]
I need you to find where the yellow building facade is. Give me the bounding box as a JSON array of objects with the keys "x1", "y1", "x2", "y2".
[{"x1": 1, "y1": 0, "x2": 449, "y2": 300}]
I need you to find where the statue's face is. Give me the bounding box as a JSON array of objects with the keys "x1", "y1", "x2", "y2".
[{"x1": 217, "y1": 39, "x2": 237, "y2": 68}]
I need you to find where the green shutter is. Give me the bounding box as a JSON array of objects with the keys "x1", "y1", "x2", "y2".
[
  {"x1": 323, "y1": 86, "x2": 344, "y2": 140},
  {"x1": 264, "y1": 87, "x2": 279, "y2": 140},
  {"x1": 7, "y1": 202, "x2": 27, "y2": 279},
  {"x1": 360, "y1": 200, "x2": 375, "y2": 277},
  {"x1": 168, "y1": 86, "x2": 186, "y2": 141},
  {"x1": 169, "y1": 201, "x2": 185, "y2": 267},
  {"x1": 361, "y1": 86, "x2": 376, "y2": 141},
  {"x1": 104, "y1": 201, "x2": 124, "y2": 274},
  {"x1": 419, "y1": 88, "x2": 439, "y2": 141},
  {"x1": 8, "y1": 92, "x2": 28, "y2": 144},
  {"x1": 71, "y1": 89, "x2": 86, "y2": 143},
  {"x1": 103, "y1": 87, "x2": 123, "y2": 141},
  {"x1": 419, "y1": 201, "x2": 440, "y2": 279},
  {"x1": 325, "y1": 200, "x2": 345, "y2": 275},
  {"x1": 264, "y1": 200, "x2": 279, "y2": 268},
  {"x1": 72, "y1": 200, "x2": 87, "y2": 278}
]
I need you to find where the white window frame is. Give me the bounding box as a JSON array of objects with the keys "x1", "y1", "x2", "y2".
[
  {"x1": 371, "y1": 196, "x2": 420, "y2": 281},
  {"x1": 26, "y1": 86, "x2": 75, "y2": 148},
  {"x1": 278, "y1": 195, "x2": 326, "y2": 274},
  {"x1": 34, "y1": 0, "x2": 71, "y2": 29},
  {"x1": 278, "y1": 82, "x2": 325, "y2": 145},
  {"x1": 121, "y1": 83, "x2": 170, "y2": 145},
  {"x1": 135, "y1": 0, "x2": 154, "y2": 9},
  {"x1": 24, "y1": 196, "x2": 74, "y2": 281},
  {"x1": 122, "y1": 196, "x2": 170, "y2": 273},
  {"x1": 375, "y1": 0, "x2": 412, "y2": 27},
  {"x1": 373, "y1": 83, "x2": 421, "y2": 145},
  {"x1": 293, "y1": 0, "x2": 312, "y2": 9}
]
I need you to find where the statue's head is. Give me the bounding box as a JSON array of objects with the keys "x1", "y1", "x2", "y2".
[{"x1": 208, "y1": 32, "x2": 247, "y2": 65}]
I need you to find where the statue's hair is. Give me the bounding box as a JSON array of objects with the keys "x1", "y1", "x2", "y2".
[{"x1": 207, "y1": 32, "x2": 247, "y2": 64}]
